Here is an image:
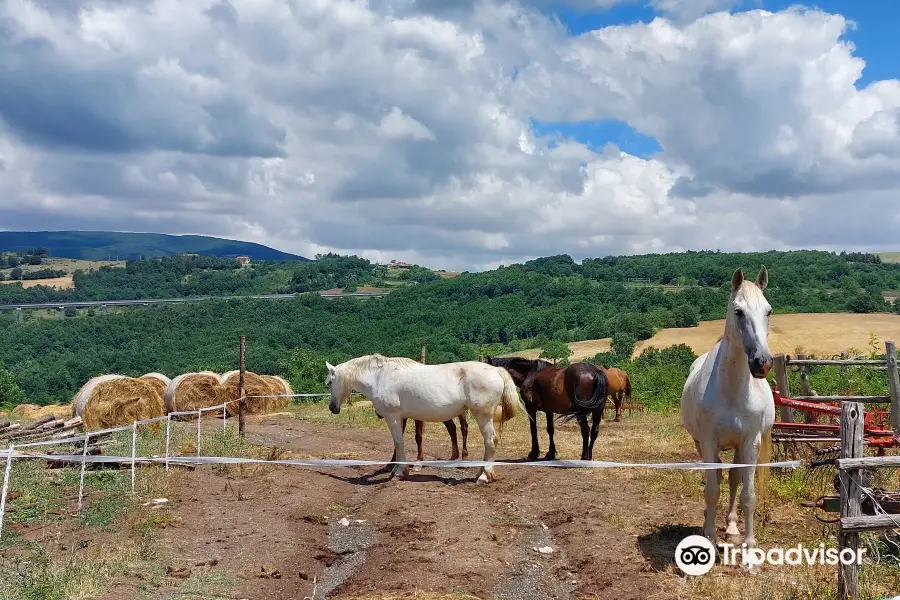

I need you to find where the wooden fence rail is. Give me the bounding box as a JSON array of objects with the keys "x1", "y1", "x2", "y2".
[{"x1": 773, "y1": 341, "x2": 900, "y2": 435}]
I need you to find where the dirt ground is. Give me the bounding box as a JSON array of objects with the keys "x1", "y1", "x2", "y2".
[
  {"x1": 6, "y1": 407, "x2": 897, "y2": 600},
  {"x1": 65, "y1": 407, "x2": 894, "y2": 600}
]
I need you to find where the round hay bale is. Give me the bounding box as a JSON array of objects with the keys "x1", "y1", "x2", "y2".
[
  {"x1": 74, "y1": 376, "x2": 165, "y2": 431},
  {"x1": 12, "y1": 404, "x2": 42, "y2": 419},
  {"x1": 261, "y1": 375, "x2": 294, "y2": 397},
  {"x1": 73, "y1": 375, "x2": 125, "y2": 418},
  {"x1": 222, "y1": 371, "x2": 288, "y2": 416},
  {"x1": 141, "y1": 372, "x2": 171, "y2": 386},
  {"x1": 29, "y1": 404, "x2": 73, "y2": 421},
  {"x1": 164, "y1": 372, "x2": 225, "y2": 414},
  {"x1": 140, "y1": 373, "x2": 170, "y2": 401}
]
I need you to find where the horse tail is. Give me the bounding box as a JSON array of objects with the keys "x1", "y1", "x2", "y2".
[
  {"x1": 756, "y1": 428, "x2": 772, "y2": 504},
  {"x1": 492, "y1": 366, "x2": 522, "y2": 445},
  {"x1": 571, "y1": 366, "x2": 607, "y2": 412},
  {"x1": 624, "y1": 373, "x2": 632, "y2": 404}
]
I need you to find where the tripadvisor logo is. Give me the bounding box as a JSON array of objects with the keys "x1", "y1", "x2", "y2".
[{"x1": 674, "y1": 535, "x2": 867, "y2": 575}]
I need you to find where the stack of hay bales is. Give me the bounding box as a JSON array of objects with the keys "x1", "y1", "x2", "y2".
[
  {"x1": 163, "y1": 371, "x2": 226, "y2": 414},
  {"x1": 73, "y1": 374, "x2": 166, "y2": 431},
  {"x1": 222, "y1": 370, "x2": 290, "y2": 416},
  {"x1": 13, "y1": 403, "x2": 73, "y2": 421}
]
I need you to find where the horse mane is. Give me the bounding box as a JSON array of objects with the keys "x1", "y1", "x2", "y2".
[
  {"x1": 336, "y1": 354, "x2": 420, "y2": 390},
  {"x1": 490, "y1": 356, "x2": 552, "y2": 372}
]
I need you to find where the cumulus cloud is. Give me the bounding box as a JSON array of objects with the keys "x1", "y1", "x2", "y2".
[{"x1": 0, "y1": 0, "x2": 898, "y2": 270}]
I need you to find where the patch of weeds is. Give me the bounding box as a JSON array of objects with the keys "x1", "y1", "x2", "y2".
[
  {"x1": 5, "y1": 461, "x2": 67, "y2": 526},
  {"x1": 78, "y1": 470, "x2": 131, "y2": 528}
]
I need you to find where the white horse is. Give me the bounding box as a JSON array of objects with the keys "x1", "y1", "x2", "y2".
[
  {"x1": 681, "y1": 267, "x2": 776, "y2": 553},
  {"x1": 325, "y1": 354, "x2": 523, "y2": 484}
]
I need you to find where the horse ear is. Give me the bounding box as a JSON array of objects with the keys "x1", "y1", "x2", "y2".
[
  {"x1": 731, "y1": 268, "x2": 744, "y2": 291},
  {"x1": 756, "y1": 266, "x2": 768, "y2": 290},
  {"x1": 325, "y1": 361, "x2": 335, "y2": 372}
]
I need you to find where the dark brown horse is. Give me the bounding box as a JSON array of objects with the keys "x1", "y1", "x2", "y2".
[
  {"x1": 482, "y1": 357, "x2": 608, "y2": 461},
  {"x1": 374, "y1": 410, "x2": 469, "y2": 463}
]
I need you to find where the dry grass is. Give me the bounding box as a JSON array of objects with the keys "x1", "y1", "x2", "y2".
[
  {"x1": 513, "y1": 313, "x2": 900, "y2": 361},
  {"x1": 634, "y1": 313, "x2": 900, "y2": 358},
  {"x1": 878, "y1": 252, "x2": 900, "y2": 264},
  {"x1": 0, "y1": 275, "x2": 75, "y2": 289}
]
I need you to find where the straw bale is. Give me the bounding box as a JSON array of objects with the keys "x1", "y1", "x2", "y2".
[
  {"x1": 74, "y1": 376, "x2": 165, "y2": 431},
  {"x1": 222, "y1": 371, "x2": 289, "y2": 416},
  {"x1": 73, "y1": 374, "x2": 125, "y2": 418},
  {"x1": 11, "y1": 403, "x2": 72, "y2": 421},
  {"x1": 164, "y1": 371, "x2": 225, "y2": 414},
  {"x1": 140, "y1": 373, "x2": 170, "y2": 400},
  {"x1": 261, "y1": 375, "x2": 294, "y2": 397}
]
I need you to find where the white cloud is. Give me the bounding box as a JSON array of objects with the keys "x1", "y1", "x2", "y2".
[{"x1": 0, "y1": 0, "x2": 898, "y2": 270}]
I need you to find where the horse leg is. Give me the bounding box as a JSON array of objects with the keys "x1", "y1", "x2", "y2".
[
  {"x1": 444, "y1": 419, "x2": 459, "y2": 460},
  {"x1": 586, "y1": 407, "x2": 602, "y2": 460},
  {"x1": 725, "y1": 448, "x2": 742, "y2": 539},
  {"x1": 578, "y1": 415, "x2": 591, "y2": 460},
  {"x1": 526, "y1": 405, "x2": 540, "y2": 461},
  {"x1": 390, "y1": 418, "x2": 409, "y2": 463},
  {"x1": 459, "y1": 413, "x2": 469, "y2": 460},
  {"x1": 740, "y1": 438, "x2": 761, "y2": 549},
  {"x1": 473, "y1": 411, "x2": 497, "y2": 484},
  {"x1": 412, "y1": 420, "x2": 424, "y2": 472},
  {"x1": 700, "y1": 441, "x2": 722, "y2": 546},
  {"x1": 544, "y1": 410, "x2": 557, "y2": 461},
  {"x1": 614, "y1": 391, "x2": 624, "y2": 423},
  {"x1": 385, "y1": 416, "x2": 409, "y2": 479}
]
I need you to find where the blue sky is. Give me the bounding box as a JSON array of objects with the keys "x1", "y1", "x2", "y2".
[{"x1": 532, "y1": 0, "x2": 898, "y2": 159}]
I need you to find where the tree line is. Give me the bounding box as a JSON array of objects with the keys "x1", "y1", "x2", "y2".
[{"x1": 1, "y1": 248, "x2": 898, "y2": 406}]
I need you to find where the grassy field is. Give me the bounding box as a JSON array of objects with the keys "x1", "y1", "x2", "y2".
[
  {"x1": 0, "y1": 258, "x2": 124, "y2": 290},
  {"x1": 878, "y1": 252, "x2": 900, "y2": 264},
  {"x1": 513, "y1": 312, "x2": 900, "y2": 361}
]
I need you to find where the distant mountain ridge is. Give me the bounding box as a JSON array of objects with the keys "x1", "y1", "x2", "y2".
[{"x1": 0, "y1": 231, "x2": 308, "y2": 261}]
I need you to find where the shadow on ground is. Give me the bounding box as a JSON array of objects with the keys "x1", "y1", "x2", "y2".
[{"x1": 637, "y1": 523, "x2": 704, "y2": 571}]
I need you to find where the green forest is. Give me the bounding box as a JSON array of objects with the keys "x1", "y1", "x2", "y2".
[{"x1": 0, "y1": 249, "x2": 898, "y2": 408}]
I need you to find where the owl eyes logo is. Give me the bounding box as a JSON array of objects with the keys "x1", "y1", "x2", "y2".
[{"x1": 674, "y1": 535, "x2": 716, "y2": 576}]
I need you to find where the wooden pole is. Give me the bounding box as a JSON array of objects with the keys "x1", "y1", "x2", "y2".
[
  {"x1": 238, "y1": 335, "x2": 246, "y2": 438},
  {"x1": 885, "y1": 341, "x2": 900, "y2": 435},
  {"x1": 798, "y1": 354, "x2": 815, "y2": 424},
  {"x1": 773, "y1": 354, "x2": 794, "y2": 423},
  {"x1": 420, "y1": 344, "x2": 427, "y2": 365},
  {"x1": 838, "y1": 401, "x2": 864, "y2": 600},
  {"x1": 840, "y1": 350, "x2": 848, "y2": 393}
]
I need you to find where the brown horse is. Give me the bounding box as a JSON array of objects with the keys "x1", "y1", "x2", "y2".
[
  {"x1": 483, "y1": 357, "x2": 608, "y2": 460},
  {"x1": 597, "y1": 365, "x2": 632, "y2": 422},
  {"x1": 374, "y1": 410, "x2": 469, "y2": 463}
]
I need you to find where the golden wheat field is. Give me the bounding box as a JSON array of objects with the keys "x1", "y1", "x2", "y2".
[
  {"x1": 0, "y1": 276, "x2": 75, "y2": 289},
  {"x1": 513, "y1": 312, "x2": 900, "y2": 360}
]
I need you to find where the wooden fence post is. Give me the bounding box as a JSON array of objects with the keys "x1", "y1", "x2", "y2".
[
  {"x1": 238, "y1": 335, "x2": 246, "y2": 438},
  {"x1": 420, "y1": 344, "x2": 427, "y2": 365},
  {"x1": 798, "y1": 354, "x2": 815, "y2": 423},
  {"x1": 840, "y1": 350, "x2": 848, "y2": 393},
  {"x1": 773, "y1": 354, "x2": 794, "y2": 423},
  {"x1": 885, "y1": 341, "x2": 900, "y2": 435},
  {"x1": 838, "y1": 401, "x2": 864, "y2": 600}
]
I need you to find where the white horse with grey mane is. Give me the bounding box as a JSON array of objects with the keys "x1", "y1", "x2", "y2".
[
  {"x1": 325, "y1": 354, "x2": 523, "y2": 484},
  {"x1": 681, "y1": 267, "x2": 776, "y2": 557}
]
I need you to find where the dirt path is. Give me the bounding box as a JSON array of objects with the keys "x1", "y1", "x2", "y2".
[{"x1": 131, "y1": 414, "x2": 694, "y2": 600}]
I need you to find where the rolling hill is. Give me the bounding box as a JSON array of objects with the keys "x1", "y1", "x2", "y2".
[{"x1": 0, "y1": 231, "x2": 308, "y2": 261}]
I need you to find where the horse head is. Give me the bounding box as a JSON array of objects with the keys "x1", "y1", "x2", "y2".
[
  {"x1": 727, "y1": 266, "x2": 773, "y2": 379},
  {"x1": 325, "y1": 361, "x2": 347, "y2": 414}
]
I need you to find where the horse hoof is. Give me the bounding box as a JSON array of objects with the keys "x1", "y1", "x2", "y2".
[
  {"x1": 412, "y1": 464, "x2": 422, "y2": 473},
  {"x1": 614, "y1": 416, "x2": 622, "y2": 423},
  {"x1": 526, "y1": 452, "x2": 539, "y2": 461},
  {"x1": 543, "y1": 453, "x2": 556, "y2": 461},
  {"x1": 476, "y1": 472, "x2": 492, "y2": 485},
  {"x1": 725, "y1": 523, "x2": 740, "y2": 538}
]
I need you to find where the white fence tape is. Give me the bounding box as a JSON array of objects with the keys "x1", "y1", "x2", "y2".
[
  {"x1": 0, "y1": 389, "x2": 803, "y2": 540},
  {"x1": 2, "y1": 449, "x2": 802, "y2": 470}
]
